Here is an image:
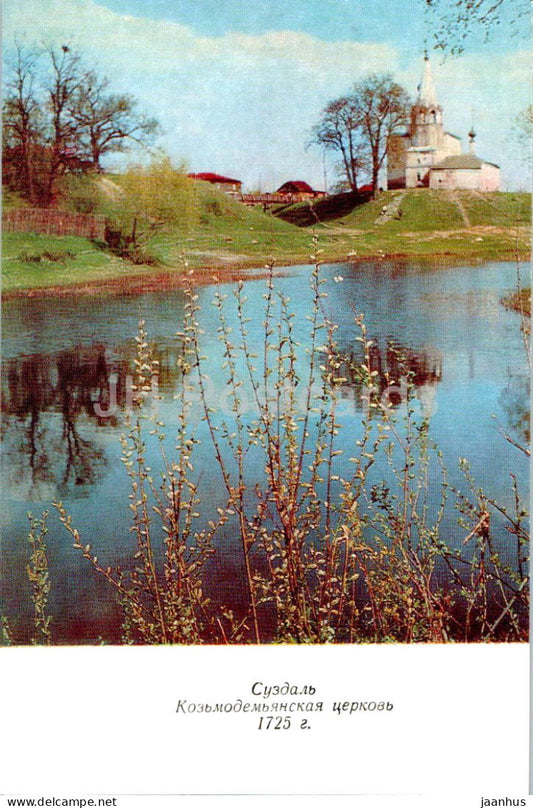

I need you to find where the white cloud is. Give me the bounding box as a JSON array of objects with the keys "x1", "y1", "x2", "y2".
[
  {"x1": 5, "y1": 0, "x2": 394, "y2": 82},
  {"x1": 4, "y1": 0, "x2": 399, "y2": 187},
  {"x1": 4, "y1": 0, "x2": 530, "y2": 189}
]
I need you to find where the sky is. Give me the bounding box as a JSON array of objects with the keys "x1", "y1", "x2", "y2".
[{"x1": 4, "y1": 0, "x2": 532, "y2": 191}]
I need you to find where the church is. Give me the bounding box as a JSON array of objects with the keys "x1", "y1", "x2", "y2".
[{"x1": 387, "y1": 54, "x2": 500, "y2": 192}]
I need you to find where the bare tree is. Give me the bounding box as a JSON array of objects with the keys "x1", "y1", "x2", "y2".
[
  {"x1": 311, "y1": 75, "x2": 409, "y2": 196},
  {"x1": 2, "y1": 42, "x2": 43, "y2": 202},
  {"x1": 356, "y1": 74, "x2": 410, "y2": 195},
  {"x1": 2, "y1": 39, "x2": 161, "y2": 204},
  {"x1": 424, "y1": 0, "x2": 530, "y2": 54},
  {"x1": 43, "y1": 43, "x2": 84, "y2": 202},
  {"x1": 310, "y1": 96, "x2": 369, "y2": 191},
  {"x1": 68, "y1": 72, "x2": 160, "y2": 171},
  {"x1": 2, "y1": 42, "x2": 82, "y2": 203}
]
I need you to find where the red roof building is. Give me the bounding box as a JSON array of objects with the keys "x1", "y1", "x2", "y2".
[
  {"x1": 188, "y1": 173, "x2": 242, "y2": 195},
  {"x1": 275, "y1": 181, "x2": 326, "y2": 201}
]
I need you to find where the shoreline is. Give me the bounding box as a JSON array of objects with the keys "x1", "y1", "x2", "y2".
[{"x1": 2, "y1": 247, "x2": 529, "y2": 300}]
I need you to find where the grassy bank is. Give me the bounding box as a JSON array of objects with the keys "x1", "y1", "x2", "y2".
[
  {"x1": 3, "y1": 182, "x2": 530, "y2": 295},
  {"x1": 502, "y1": 287, "x2": 531, "y2": 317}
]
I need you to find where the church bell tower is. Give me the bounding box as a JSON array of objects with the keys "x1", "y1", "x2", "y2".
[
  {"x1": 402, "y1": 52, "x2": 461, "y2": 188},
  {"x1": 409, "y1": 52, "x2": 444, "y2": 149}
]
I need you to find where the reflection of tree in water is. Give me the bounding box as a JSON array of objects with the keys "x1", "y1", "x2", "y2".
[
  {"x1": 2, "y1": 341, "x2": 189, "y2": 500},
  {"x1": 325, "y1": 339, "x2": 442, "y2": 416},
  {"x1": 56, "y1": 349, "x2": 110, "y2": 491},
  {"x1": 3, "y1": 346, "x2": 111, "y2": 498},
  {"x1": 499, "y1": 367, "x2": 530, "y2": 444}
]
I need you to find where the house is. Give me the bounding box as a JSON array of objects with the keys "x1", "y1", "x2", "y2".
[
  {"x1": 428, "y1": 152, "x2": 500, "y2": 192},
  {"x1": 276, "y1": 181, "x2": 326, "y2": 202},
  {"x1": 388, "y1": 54, "x2": 500, "y2": 192},
  {"x1": 187, "y1": 172, "x2": 242, "y2": 196}
]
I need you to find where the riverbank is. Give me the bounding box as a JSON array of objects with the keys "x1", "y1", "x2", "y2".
[
  {"x1": 3, "y1": 237, "x2": 530, "y2": 300},
  {"x1": 502, "y1": 287, "x2": 531, "y2": 317},
  {"x1": 3, "y1": 188, "x2": 530, "y2": 297},
  {"x1": 3, "y1": 263, "x2": 291, "y2": 299}
]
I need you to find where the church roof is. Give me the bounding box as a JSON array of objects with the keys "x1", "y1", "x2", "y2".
[
  {"x1": 417, "y1": 55, "x2": 438, "y2": 107},
  {"x1": 431, "y1": 154, "x2": 500, "y2": 170}
]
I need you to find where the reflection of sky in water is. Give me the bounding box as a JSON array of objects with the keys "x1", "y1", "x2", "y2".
[{"x1": 1, "y1": 260, "x2": 529, "y2": 642}]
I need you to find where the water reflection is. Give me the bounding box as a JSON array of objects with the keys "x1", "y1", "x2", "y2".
[
  {"x1": 1, "y1": 340, "x2": 187, "y2": 500},
  {"x1": 499, "y1": 367, "x2": 530, "y2": 444},
  {"x1": 326, "y1": 339, "x2": 442, "y2": 418},
  {"x1": 2, "y1": 332, "x2": 446, "y2": 502},
  {"x1": 2, "y1": 347, "x2": 108, "y2": 499},
  {"x1": 1, "y1": 260, "x2": 529, "y2": 643}
]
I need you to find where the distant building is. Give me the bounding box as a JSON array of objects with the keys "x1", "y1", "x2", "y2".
[
  {"x1": 276, "y1": 181, "x2": 326, "y2": 202},
  {"x1": 188, "y1": 172, "x2": 242, "y2": 196},
  {"x1": 428, "y1": 152, "x2": 500, "y2": 191},
  {"x1": 388, "y1": 54, "x2": 500, "y2": 192}
]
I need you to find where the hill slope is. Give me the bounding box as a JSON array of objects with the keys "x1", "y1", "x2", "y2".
[
  {"x1": 3, "y1": 181, "x2": 530, "y2": 295},
  {"x1": 273, "y1": 187, "x2": 530, "y2": 261},
  {"x1": 275, "y1": 188, "x2": 530, "y2": 229}
]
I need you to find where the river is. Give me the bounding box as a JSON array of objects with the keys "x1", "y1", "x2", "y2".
[{"x1": 1, "y1": 259, "x2": 529, "y2": 642}]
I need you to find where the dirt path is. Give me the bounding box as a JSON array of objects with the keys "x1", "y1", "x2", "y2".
[
  {"x1": 446, "y1": 189, "x2": 471, "y2": 227},
  {"x1": 375, "y1": 193, "x2": 406, "y2": 224}
]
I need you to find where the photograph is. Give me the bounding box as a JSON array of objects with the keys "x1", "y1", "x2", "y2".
[{"x1": 1, "y1": 0, "x2": 530, "y2": 804}]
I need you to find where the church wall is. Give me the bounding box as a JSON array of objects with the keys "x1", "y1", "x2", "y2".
[
  {"x1": 429, "y1": 164, "x2": 500, "y2": 190},
  {"x1": 428, "y1": 167, "x2": 499, "y2": 190},
  {"x1": 429, "y1": 169, "x2": 477, "y2": 189},
  {"x1": 406, "y1": 165, "x2": 430, "y2": 188},
  {"x1": 443, "y1": 133, "x2": 462, "y2": 156},
  {"x1": 479, "y1": 164, "x2": 500, "y2": 192}
]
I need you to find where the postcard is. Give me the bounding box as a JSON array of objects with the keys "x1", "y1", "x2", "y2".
[{"x1": 1, "y1": 1, "x2": 530, "y2": 806}]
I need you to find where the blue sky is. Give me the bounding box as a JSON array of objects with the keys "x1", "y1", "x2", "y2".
[
  {"x1": 4, "y1": 0, "x2": 531, "y2": 190},
  {"x1": 83, "y1": 0, "x2": 520, "y2": 56},
  {"x1": 89, "y1": 0, "x2": 429, "y2": 50}
]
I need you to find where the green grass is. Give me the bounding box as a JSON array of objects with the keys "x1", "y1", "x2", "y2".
[
  {"x1": 2, "y1": 232, "x2": 139, "y2": 291},
  {"x1": 152, "y1": 189, "x2": 314, "y2": 269},
  {"x1": 1, "y1": 207, "x2": 314, "y2": 293},
  {"x1": 460, "y1": 191, "x2": 531, "y2": 227},
  {"x1": 274, "y1": 188, "x2": 530, "y2": 262},
  {"x1": 3, "y1": 184, "x2": 530, "y2": 294},
  {"x1": 391, "y1": 189, "x2": 465, "y2": 230},
  {"x1": 279, "y1": 188, "x2": 531, "y2": 232},
  {"x1": 150, "y1": 187, "x2": 531, "y2": 269}
]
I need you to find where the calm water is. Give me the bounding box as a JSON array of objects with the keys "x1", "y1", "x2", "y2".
[{"x1": 1, "y1": 260, "x2": 529, "y2": 642}]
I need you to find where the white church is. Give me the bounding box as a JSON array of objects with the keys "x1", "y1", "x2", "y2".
[{"x1": 388, "y1": 54, "x2": 500, "y2": 192}]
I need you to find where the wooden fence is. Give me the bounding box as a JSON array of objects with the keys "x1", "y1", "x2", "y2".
[{"x1": 3, "y1": 208, "x2": 107, "y2": 240}]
